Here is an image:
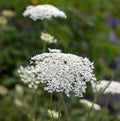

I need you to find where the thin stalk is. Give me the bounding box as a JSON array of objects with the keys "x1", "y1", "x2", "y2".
[
  {"x1": 21, "y1": 86, "x2": 33, "y2": 121},
  {"x1": 33, "y1": 89, "x2": 37, "y2": 121},
  {"x1": 86, "y1": 78, "x2": 113, "y2": 121},
  {"x1": 50, "y1": 93, "x2": 53, "y2": 111},
  {"x1": 49, "y1": 93, "x2": 53, "y2": 121},
  {"x1": 58, "y1": 93, "x2": 62, "y2": 121},
  {"x1": 42, "y1": 19, "x2": 47, "y2": 53},
  {"x1": 61, "y1": 94, "x2": 70, "y2": 121},
  {"x1": 43, "y1": 19, "x2": 47, "y2": 32},
  {"x1": 96, "y1": 93, "x2": 111, "y2": 121},
  {"x1": 43, "y1": 42, "x2": 47, "y2": 52}
]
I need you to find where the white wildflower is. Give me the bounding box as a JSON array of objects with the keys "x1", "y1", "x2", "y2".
[
  {"x1": 18, "y1": 49, "x2": 96, "y2": 97},
  {"x1": 2, "y1": 10, "x2": 16, "y2": 18},
  {"x1": 95, "y1": 80, "x2": 120, "y2": 94},
  {"x1": 15, "y1": 84, "x2": 24, "y2": 95},
  {"x1": 0, "y1": 16, "x2": 8, "y2": 26},
  {"x1": 80, "y1": 99, "x2": 101, "y2": 110},
  {"x1": 18, "y1": 66, "x2": 39, "y2": 89},
  {"x1": 0, "y1": 85, "x2": 8, "y2": 96},
  {"x1": 48, "y1": 109, "x2": 60, "y2": 119},
  {"x1": 23, "y1": 4, "x2": 67, "y2": 21},
  {"x1": 41, "y1": 32, "x2": 57, "y2": 43},
  {"x1": 14, "y1": 98, "x2": 23, "y2": 107}
]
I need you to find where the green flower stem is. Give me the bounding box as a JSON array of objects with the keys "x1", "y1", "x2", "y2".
[
  {"x1": 42, "y1": 19, "x2": 47, "y2": 53},
  {"x1": 61, "y1": 94, "x2": 70, "y2": 121},
  {"x1": 44, "y1": 19, "x2": 47, "y2": 32},
  {"x1": 58, "y1": 93, "x2": 62, "y2": 121},
  {"x1": 86, "y1": 66, "x2": 117, "y2": 120},
  {"x1": 86, "y1": 77, "x2": 114, "y2": 121},
  {"x1": 49, "y1": 93, "x2": 54, "y2": 121},
  {"x1": 21, "y1": 87, "x2": 33, "y2": 121},
  {"x1": 50, "y1": 93, "x2": 53, "y2": 111},
  {"x1": 33, "y1": 89, "x2": 37, "y2": 121},
  {"x1": 43, "y1": 42, "x2": 47, "y2": 52},
  {"x1": 96, "y1": 93, "x2": 111, "y2": 121}
]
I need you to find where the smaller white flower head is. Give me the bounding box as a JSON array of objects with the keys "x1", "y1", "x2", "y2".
[
  {"x1": 80, "y1": 99, "x2": 101, "y2": 110},
  {"x1": 0, "y1": 85, "x2": 8, "y2": 96},
  {"x1": 23, "y1": 4, "x2": 67, "y2": 21},
  {"x1": 2, "y1": 10, "x2": 16, "y2": 18},
  {"x1": 18, "y1": 66, "x2": 39, "y2": 89},
  {"x1": 48, "y1": 109, "x2": 60, "y2": 119},
  {"x1": 15, "y1": 84, "x2": 23, "y2": 95},
  {"x1": 41, "y1": 32, "x2": 57, "y2": 44},
  {"x1": 95, "y1": 80, "x2": 120, "y2": 94},
  {"x1": 0, "y1": 16, "x2": 8, "y2": 26},
  {"x1": 14, "y1": 98, "x2": 23, "y2": 107}
]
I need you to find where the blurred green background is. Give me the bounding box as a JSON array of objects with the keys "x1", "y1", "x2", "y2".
[{"x1": 0, "y1": 0, "x2": 120, "y2": 121}]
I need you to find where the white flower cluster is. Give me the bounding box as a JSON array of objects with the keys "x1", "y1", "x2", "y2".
[
  {"x1": 2, "y1": 10, "x2": 16, "y2": 18},
  {"x1": 18, "y1": 66, "x2": 38, "y2": 89},
  {"x1": 80, "y1": 99, "x2": 101, "y2": 110},
  {"x1": 23, "y1": 4, "x2": 67, "y2": 21},
  {"x1": 95, "y1": 80, "x2": 120, "y2": 94},
  {"x1": 41, "y1": 32, "x2": 57, "y2": 43},
  {"x1": 0, "y1": 16, "x2": 8, "y2": 26},
  {"x1": 48, "y1": 109, "x2": 60, "y2": 119},
  {"x1": 0, "y1": 85, "x2": 8, "y2": 96},
  {"x1": 18, "y1": 49, "x2": 96, "y2": 97}
]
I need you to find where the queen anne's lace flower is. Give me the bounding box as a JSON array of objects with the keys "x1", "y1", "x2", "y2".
[
  {"x1": 18, "y1": 66, "x2": 39, "y2": 89},
  {"x1": 18, "y1": 49, "x2": 96, "y2": 97},
  {"x1": 23, "y1": 4, "x2": 67, "y2": 21},
  {"x1": 2, "y1": 10, "x2": 16, "y2": 18},
  {"x1": 0, "y1": 16, "x2": 8, "y2": 26},
  {"x1": 95, "y1": 80, "x2": 120, "y2": 94},
  {"x1": 48, "y1": 109, "x2": 60, "y2": 119},
  {"x1": 80, "y1": 99, "x2": 101, "y2": 110},
  {"x1": 41, "y1": 32, "x2": 57, "y2": 43},
  {"x1": 0, "y1": 85, "x2": 8, "y2": 96}
]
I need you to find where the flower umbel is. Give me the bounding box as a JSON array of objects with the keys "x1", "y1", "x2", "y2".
[
  {"x1": 0, "y1": 16, "x2": 8, "y2": 26},
  {"x1": 48, "y1": 109, "x2": 60, "y2": 119},
  {"x1": 2, "y1": 10, "x2": 16, "y2": 18},
  {"x1": 80, "y1": 99, "x2": 101, "y2": 110},
  {"x1": 23, "y1": 4, "x2": 67, "y2": 21},
  {"x1": 41, "y1": 32, "x2": 57, "y2": 44},
  {"x1": 18, "y1": 66, "x2": 39, "y2": 89},
  {"x1": 95, "y1": 80, "x2": 120, "y2": 94},
  {"x1": 18, "y1": 49, "x2": 96, "y2": 97}
]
